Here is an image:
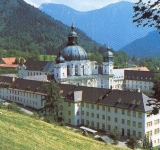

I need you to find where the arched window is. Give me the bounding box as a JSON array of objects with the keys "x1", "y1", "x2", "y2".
[
  {"x1": 75, "y1": 65, "x2": 78, "y2": 76},
  {"x1": 67, "y1": 65, "x2": 70, "y2": 76},
  {"x1": 81, "y1": 65, "x2": 84, "y2": 75}
]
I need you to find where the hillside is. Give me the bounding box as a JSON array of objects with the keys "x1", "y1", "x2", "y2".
[
  {"x1": 0, "y1": 109, "x2": 129, "y2": 150},
  {"x1": 120, "y1": 30, "x2": 160, "y2": 58},
  {"x1": 0, "y1": 0, "x2": 99, "y2": 54},
  {"x1": 39, "y1": 1, "x2": 153, "y2": 50}
]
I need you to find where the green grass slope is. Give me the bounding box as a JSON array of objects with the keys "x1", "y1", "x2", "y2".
[{"x1": 0, "y1": 109, "x2": 129, "y2": 150}]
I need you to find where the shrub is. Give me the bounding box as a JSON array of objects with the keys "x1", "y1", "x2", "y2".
[
  {"x1": 82, "y1": 130, "x2": 88, "y2": 137},
  {"x1": 109, "y1": 129, "x2": 120, "y2": 145},
  {"x1": 0, "y1": 102, "x2": 4, "y2": 109},
  {"x1": 43, "y1": 115, "x2": 54, "y2": 123},
  {"x1": 7, "y1": 102, "x2": 22, "y2": 113},
  {"x1": 31, "y1": 112, "x2": 39, "y2": 119},
  {"x1": 126, "y1": 136, "x2": 138, "y2": 149}
]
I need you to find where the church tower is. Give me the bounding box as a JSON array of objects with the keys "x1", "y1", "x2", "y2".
[
  {"x1": 99, "y1": 47, "x2": 114, "y2": 89},
  {"x1": 102, "y1": 48, "x2": 114, "y2": 75},
  {"x1": 54, "y1": 51, "x2": 67, "y2": 83}
]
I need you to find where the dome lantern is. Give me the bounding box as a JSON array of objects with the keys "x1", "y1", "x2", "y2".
[
  {"x1": 67, "y1": 19, "x2": 78, "y2": 46},
  {"x1": 61, "y1": 20, "x2": 88, "y2": 61},
  {"x1": 103, "y1": 47, "x2": 113, "y2": 62}
]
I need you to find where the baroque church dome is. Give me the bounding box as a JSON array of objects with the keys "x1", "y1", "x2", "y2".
[
  {"x1": 61, "y1": 21, "x2": 88, "y2": 61},
  {"x1": 62, "y1": 46, "x2": 88, "y2": 61}
]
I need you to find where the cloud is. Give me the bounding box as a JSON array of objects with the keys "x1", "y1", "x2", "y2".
[
  {"x1": 24, "y1": 0, "x2": 52, "y2": 7},
  {"x1": 46, "y1": 0, "x2": 120, "y2": 11},
  {"x1": 24, "y1": 0, "x2": 120, "y2": 11},
  {"x1": 24, "y1": 0, "x2": 150, "y2": 11}
]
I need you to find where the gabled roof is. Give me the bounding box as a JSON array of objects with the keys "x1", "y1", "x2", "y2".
[
  {"x1": 58, "y1": 84, "x2": 77, "y2": 97},
  {"x1": 142, "y1": 93, "x2": 154, "y2": 112},
  {"x1": 97, "y1": 90, "x2": 147, "y2": 112},
  {"x1": 124, "y1": 70, "x2": 153, "y2": 81},
  {"x1": 1, "y1": 57, "x2": 16, "y2": 65},
  {"x1": 9, "y1": 78, "x2": 48, "y2": 95},
  {"x1": 0, "y1": 76, "x2": 16, "y2": 88},
  {"x1": 0, "y1": 64, "x2": 18, "y2": 68},
  {"x1": 126, "y1": 67, "x2": 149, "y2": 71},
  {"x1": 24, "y1": 75, "x2": 54, "y2": 82},
  {"x1": 7, "y1": 78, "x2": 154, "y2": 112},
  {"x1": 24, "y1": 60, "x2": 54, "y2": 72},
  {"x1": 43, "y1": 62, "x2": 55, "y2": 72},
  {"x1": 63, "y1": 85, "x2": 153, "y2": 112}
]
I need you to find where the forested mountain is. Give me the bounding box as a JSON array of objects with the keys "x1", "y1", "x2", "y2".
[
  {"x1": 39, "y1": 2, "x2": 153, "y2": 50},
  {"x1": 0, "y1": 0, "x2": 99, "y2": 54},
  {"x1": 120, "y1": 30, "x2": 160, "y2": 58}
]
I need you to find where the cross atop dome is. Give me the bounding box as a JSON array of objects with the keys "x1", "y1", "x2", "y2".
[
  {"x1": 67, "y1": 19, "x2": 78, "y2": 46},
  {"x1": 107, "y1": 41, "x2": 110, "y2": 49},
  {"x1": 71, "y1": 18, "x2": 74, "y2": 31}
]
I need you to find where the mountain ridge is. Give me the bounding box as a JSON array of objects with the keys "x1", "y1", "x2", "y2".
[
  {"x1": 39, "y1": 1, "x2": 154, "y2": 50},
  {"x1": 0, "y1": 0, "x2": 99, "y2": 54},
  {"x1": 119, "y1": 30, "x2": 160, "y2": 58}
]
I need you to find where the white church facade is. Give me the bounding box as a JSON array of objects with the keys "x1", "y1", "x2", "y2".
[
  {"x1": 18, "y1": 22, "x2": 154, "y2": 95},
  {"x1": 53, "y1": 22, "x2": 101, "y2": 88},
  {"x1": 17, "y1": 22, "x2": 124, "y2": 90}
]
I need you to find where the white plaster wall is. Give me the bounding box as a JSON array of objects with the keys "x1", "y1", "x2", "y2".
[
  {"x1": 6, "y1": 89, "x2": 45, "y2": 109},
  {"x1": 145, "y1": 112, "x2": 160, "y2": 147}
]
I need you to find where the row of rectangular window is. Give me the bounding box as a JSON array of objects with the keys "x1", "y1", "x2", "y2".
[
  {"x1": 80, "y1": 110, "x2": 142, "y2": 119},
  {"x1": 69, "y1": 111, "x2": 142, "y2": 128},
  {"x1": 8, "y1": 90, "x2": 38, "y2": 98},
  {"x1": 9, "y1": 96, "x2": 43, "y2": 106},
  {"x1": 146, "y1": 128, "x2": 160, "y2": 137},
  {"x1": 80, "y1": 119, "x2": 142, "y2": 138},
  {"x1": 69, "y1": 102, "x2": 142, "y2": 118}
]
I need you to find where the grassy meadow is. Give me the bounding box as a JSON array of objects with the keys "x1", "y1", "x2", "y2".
[
  {"x1": 39, "y1": 55, "x2": 56, "y2": 61},
  {"x1": 0, "y1": 109, "x2": 130, "y2": 150}
]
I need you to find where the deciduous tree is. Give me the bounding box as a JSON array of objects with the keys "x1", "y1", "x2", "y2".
[
  {"x1": 42, "y1": 81, "x2": 63, "y2": 118},
  {"x1": 133, "y1": 0, "x2": 160, "y2": 32}
]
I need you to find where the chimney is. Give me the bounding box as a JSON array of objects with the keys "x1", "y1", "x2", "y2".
[
  {"x1": 12, "y1": 77, "x2": 16, "y2": 83},
  {"x1": 137, "y1": 88, "x2": 141, "y2": 93}
]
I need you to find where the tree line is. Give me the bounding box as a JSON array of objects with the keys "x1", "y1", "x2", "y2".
[{"x1": 0, "y1": 0, "x2": 99, "y2": 55}]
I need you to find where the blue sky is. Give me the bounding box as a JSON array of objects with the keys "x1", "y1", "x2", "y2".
[{"x1": 24, "y1": 0, "x2": 147, "y2": 11}]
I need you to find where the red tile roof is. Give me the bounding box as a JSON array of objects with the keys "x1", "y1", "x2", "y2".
[
  {"x1": 0, "y1": 64, "x2": 18, "y2": 68},
  {"x1": 1, "y1": 57, "x2": 16, "y2": 65},
  {"x1": 0, "y1": 57, "x2": 26, "y2": 68}
]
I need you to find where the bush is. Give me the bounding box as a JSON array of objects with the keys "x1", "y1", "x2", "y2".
[
  {"x1": 43, "y1": 115, "x2": 54, "y2": 123},
  {"x1": 109, "y1": 129, "x2": 120, "y2": 145},
  {"x1": 126, "y1": 136, "x2": 138, "y2": 149},
  {"x1": 59, "y1": 122, "x2": 65, "y2": 126},
  {"x1": 0, "y1": 102, "x2": 4, "y2": 109},
  {"x1": 82, "y1": 130, "x2": 88, "y2": 137},
  {"x1": 31, "y1": 112, "x2": 39, "y2": 119},
  {"x1": 7, "y1": 103, "x2": 22, "y2": 113}
]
